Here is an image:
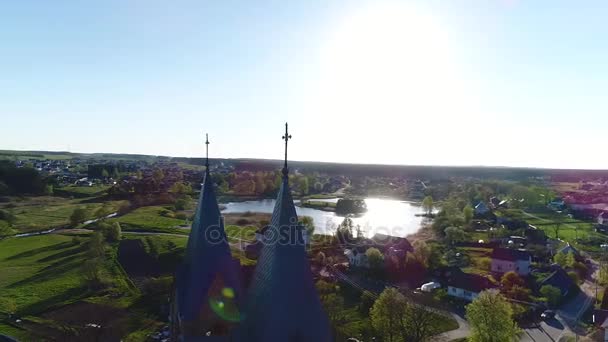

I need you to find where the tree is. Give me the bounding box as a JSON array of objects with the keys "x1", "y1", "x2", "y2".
[
  {"x1": 70, "y1": 207, "x2": 88, "y2": 226},
  {"x1": 501, "y1": 271, "x2": 525, "y2": 289},
  {"x1": 565, "y1": 251, "x2": 576, "y2": 268},
  {"x1": 298, "y1": 176, "x2": 309, "y2": 195},
  {"x1": 301, "y1": 216, "x2": 315, "y2": 238},
  {"x1": 371, "y1": 288, "x2": 437, "y2": 342},
  {"x1": 105, "y1": 222, "x2": 121, "y2": 242},
  {"x1": 316, "y1": 251, "x2": 326, "y2": 265},
  {"x1": 88, "y1": 232, "x2": 105, "y2": 258},
  {"x1": 101, "y1": 168, "x2": 110, "y2": 178},
  {"x1": 540, "y1": 285, "x2": 561, "y2": 308},
  {"x1": 321, "y1": 293, "x2": 345, "y2": 327},
  {"x1": 412, "y1": 240, "x2": 431, "y2": 267},
  {"x1": 553, "y1": 252, "x2": 567, "y2": 267},
  {"x1": 152, "y1": 168, "x2": 165, "y2": 184},
  {"x1": 336, "y1": 217, "x2": 354, "y2": 242},
  {"x1": 94, "y1": 203, "x2": 113, "y2": 218},
  {"x1": 44, "y1": 184, "x2": 54, "y2": 195},
  {"x1": 466, "y1": 290, "x2": 520, "y2": 342},
  {"x1": 146, "y1": 237, "x2": 160, "y2": 259},
  {"x1": 422, "y1": 196, "x2": 434, "y2": 215},
  {"x1": 500, "y1": 271, "x2": 530, "y2": 301},
  {"x1": 444, "y1": 226, "x2": 467, "y2": 245},
  {"x1": 0, "y1": 209, "x2": 16, "y2": 225},
  {"x1": 403, "y1": 304, "x2": 439, "y2": 342},
  {"x1": 366, "y1": 247, "x2": 384, "y2": 270},
  {"x1": 463, "y1": 204, "x2": 474, "y2": 224},
  {"x1": 370, "y1": 288, "x2": 407, "y2": 342},
  {"x1": 82, "y1": 258, "x2": 103, "y2": 287}
]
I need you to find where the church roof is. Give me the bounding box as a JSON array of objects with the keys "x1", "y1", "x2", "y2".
[
  {"x1": 237, "y1": 174, "x2": 331, "y2": 341},
  {"x1": 177, "y1": 168, "x2": 242, "y2": 322}
]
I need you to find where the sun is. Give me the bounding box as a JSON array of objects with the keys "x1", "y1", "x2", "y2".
[{"x1": 311, "y1": 2, "x2": 478, "y2": 164}]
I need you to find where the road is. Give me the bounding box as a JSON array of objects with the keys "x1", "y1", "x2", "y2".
[{"x1": 521, "y1": 317, "x2": 568, "y2": 342}]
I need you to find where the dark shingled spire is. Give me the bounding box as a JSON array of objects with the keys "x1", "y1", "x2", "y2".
[
  {"x1": 175, "y1": 134, "x2": 242, "y2": 333},
  {"x1": 236, "y1": 124, "x2": 331, "y2": 342}
]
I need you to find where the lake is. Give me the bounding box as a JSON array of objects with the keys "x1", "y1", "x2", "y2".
[{"x1": 221, "y1": 198, "x2": 431, "y2": 238}]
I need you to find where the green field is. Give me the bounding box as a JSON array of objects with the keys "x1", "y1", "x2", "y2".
[
  {"x1": 54, "y1": 185, "x2": 111, "y2": 197},
  {"x1": 109, "y1": 206, "x2": 188, "y2": 234},
  {"x1": 501, "y1": 208, "x2": 608, "y2": 252},
  {"x1": 0, "y1": 234, "x2": 129, "y2": 315},
  {"x1": 1, "y1": 196, "x2": 127, "y2": 232}
]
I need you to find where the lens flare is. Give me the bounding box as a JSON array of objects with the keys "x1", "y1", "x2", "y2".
[{"x1": 209, "y1": 287, "x2": 241, "y2": 322}]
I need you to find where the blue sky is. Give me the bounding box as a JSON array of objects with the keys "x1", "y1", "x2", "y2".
[{"x1": 1, "y1": 0, "x2": 607, "y2": 168}]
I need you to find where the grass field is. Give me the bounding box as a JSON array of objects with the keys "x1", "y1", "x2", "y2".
[
  {"x1": 109, "y1": 206, "x2": 188, "y2": 234},
  {"x1": 1, "y1": 196, "x2": 127, "y2": 232},
  {"x1": 54, "y1": 185, "x2": 111, "y2": 197},
  {"x1": 0, "y1": 233, "x2": 154, "y2": 340},
  {"x1": 0, "y1": 234, "x2": 131, "y2": 316},
  {"x1": 501, "y1": 208, "x2": 608, "y2": 252}
]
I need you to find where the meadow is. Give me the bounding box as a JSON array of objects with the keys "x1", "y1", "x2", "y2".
[{"x1": 1, "y1": 196, "x2": 127, "y2": 233}]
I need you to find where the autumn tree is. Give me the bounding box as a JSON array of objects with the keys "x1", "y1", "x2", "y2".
[
  {"x1": 500, "y1": 271, "x2": 530, "y2": 301},
  {"x1": 466, "y1": 290, "x2": 520, "y2": 342}
]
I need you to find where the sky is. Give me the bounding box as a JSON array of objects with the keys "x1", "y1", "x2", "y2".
[{"x1": 1, "y1": 0, "x2": 607, "y2": 169}]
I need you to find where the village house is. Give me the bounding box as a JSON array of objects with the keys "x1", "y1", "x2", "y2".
[
  {"x1": 539, "y1": 265, "x2": 574, "y2": 296},
  {"x1": 474, "y1": 201, "x2": 490, "y2": 216},
  {"x1": 490, "y1": 248, "x2": 532, "y2": 275},
  {"x1": 557, "y1": 243, "x2": 580, "y2": 259},
  {"x1": 344, "y1": 247, "x2": 368, "y2": 268},
  {"x1": 446, "y1": 271, "x2": 496, "y2": 301}
]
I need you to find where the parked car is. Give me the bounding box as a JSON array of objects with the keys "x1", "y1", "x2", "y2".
[{"x1": 541, "y1": 310, "x2": 555, "y2": 320}]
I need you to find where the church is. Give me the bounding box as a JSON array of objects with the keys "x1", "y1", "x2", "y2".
[{"x1": 171, "y1": 125, "x2": 331, "y2": 342}]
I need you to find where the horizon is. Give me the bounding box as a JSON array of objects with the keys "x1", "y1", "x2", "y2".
[
  {"x1": 5, "y1": 147, "x2": 608, "y2": 172},
  {"x1": 2, "y1": 1, "x2": 608, "y2": 169}
]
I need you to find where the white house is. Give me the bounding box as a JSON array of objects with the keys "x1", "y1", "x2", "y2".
[
  {"x1": 446, "y1": 272, "x2": 495, "y2": 302},
  {"x1": 490, "y1": 248, "x2": 532, "y2": 275},
  {"x1": 344, "y1": 248, "x2": 368, "y2": 268}
]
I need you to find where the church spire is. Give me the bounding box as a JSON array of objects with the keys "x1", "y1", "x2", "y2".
[
  {"x1": 237, "y1": 123, "x2": 331, "y2": 342},
  {"x1": 281, "y1": 122, "x2": 291, "y2": 177},
  {"x1": 205, "y1": 133, "x2": 210, "y2": 175}
]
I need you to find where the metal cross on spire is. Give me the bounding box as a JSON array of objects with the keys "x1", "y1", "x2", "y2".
[
  {"x1": 282, "y1": 122, "x2": 291, "y2": 176},
  {"x1": 205, "y1": 133, "x2": 210, "y2": 171}
]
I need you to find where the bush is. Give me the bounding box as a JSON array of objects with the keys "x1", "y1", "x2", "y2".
[{"x1": 175, "y1": 212, "x2": 188, "y2": 220}]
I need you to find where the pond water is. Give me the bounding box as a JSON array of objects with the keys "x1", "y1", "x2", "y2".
[{"x1": 221, "y1": 198, "x2": 431, "y2": 238}]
